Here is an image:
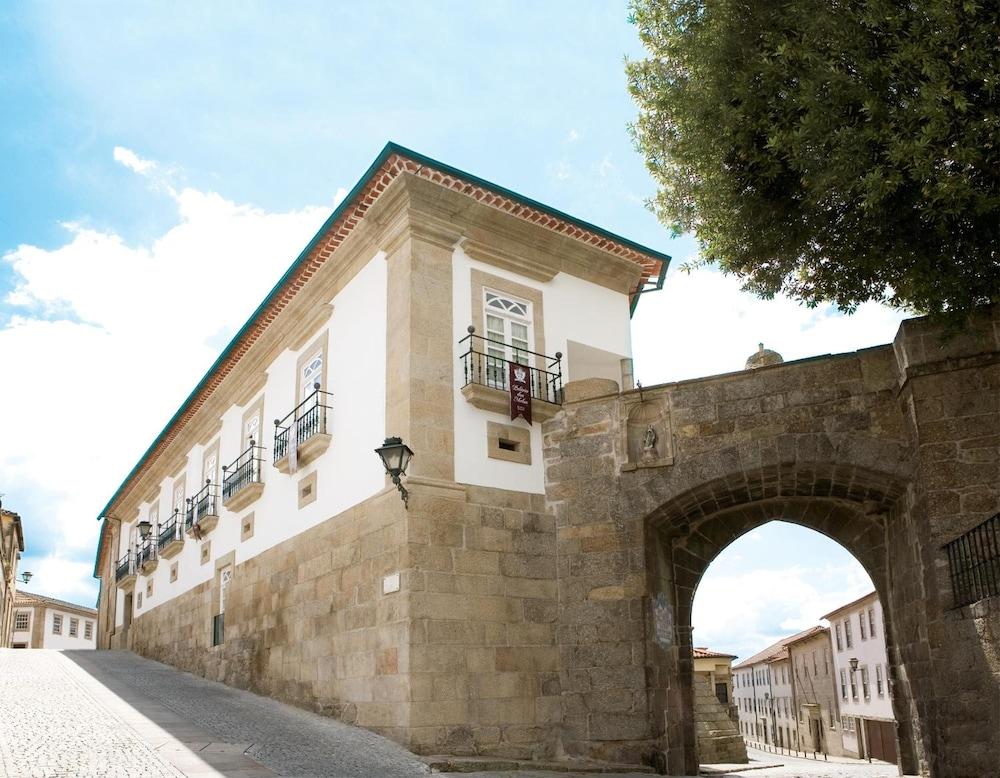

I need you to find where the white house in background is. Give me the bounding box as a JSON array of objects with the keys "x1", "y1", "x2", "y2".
[
  {"x1": 733, "y1": 626, "x2": 824, "y2": 748},
  {"x1": 10, "y1": 591, "x2": 97, "y2": 649},
  {"x1": 823, "y1": 591, "x2": 897, "y2": 764}
]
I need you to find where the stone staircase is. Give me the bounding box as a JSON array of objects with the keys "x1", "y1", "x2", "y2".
[{"x1": 694, "y1": 674, "x2": 748, "y2": 765}]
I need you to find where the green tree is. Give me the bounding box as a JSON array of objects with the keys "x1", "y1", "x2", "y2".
[{"x1": 627, "y1": 0, "x2": 999, "y2": 315}]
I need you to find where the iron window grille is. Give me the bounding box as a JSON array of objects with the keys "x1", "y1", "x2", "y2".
[
  {"x1": 212, "y1": 613, "x2": 224, "y2": 646},
  {"x1": 459, "y1": 328, "x2": 563, "y2": 405},
  {"x1": 138, "y1": 537, "x2": 156, "y2": 567},
  {"x1": 273, "y1": 387, "x2": 332, "y2": 463},
  {"x1": 944, "y1": 512, "x2": 1000, "y2": 607},
  {"x1": 157, "y1": 510, "x2": 182, "y2": 550},
  {"x1": 115, "y1": 550, "x2": 133, "y2": 581},
  {"x1": 222, "y1": 442, "x2": 265, "y2": 501},
  {"x1": 185, "y1": 481, "x2": 219, "y2": 529}
]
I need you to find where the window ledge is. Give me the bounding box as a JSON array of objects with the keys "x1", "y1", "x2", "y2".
[
  {"x1": 223, "y1": 482, "x2": 264, "y2": 513},
  {"x1": 139, "y1": 558, "x2": 159, "y2": 575},
  {"x1": 461, "y1": 383, "x2": 560, "y2": 422},
  {"x1": 274, "y1": 433, "x2": 331, "y2": 474}
]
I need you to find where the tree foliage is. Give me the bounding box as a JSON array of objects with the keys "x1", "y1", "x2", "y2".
[{"x1": 626, "y1": 0, "x2": 999, "y2": 315}]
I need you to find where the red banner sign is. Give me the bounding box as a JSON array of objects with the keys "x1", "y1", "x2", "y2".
[{"x1": 509, "y1": 362, "x2": 532, "y2": 424}]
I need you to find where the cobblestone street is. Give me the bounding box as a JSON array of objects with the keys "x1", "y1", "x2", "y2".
[{"x1": 0, "y1": 650, "x2": 907, "y2": 778}]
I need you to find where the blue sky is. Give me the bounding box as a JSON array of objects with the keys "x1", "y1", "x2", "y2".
[{"x1": 1, "y1": 3, "x2": 894, "y2": 656}]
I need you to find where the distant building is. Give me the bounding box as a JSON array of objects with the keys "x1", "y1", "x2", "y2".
[
  {"x1": 0, "y1": 507, "x2": 25, "y2": 648},
  {"x1": 732, "y1": 626, "x2": 825, "y2": 749},
  {"x1": 10, "y1": 591, "x2": 97, "y2": 649},
  {"x1": 692, "y1": 647, "x2": 747, "y2": 764},
  {"x1": 785, "y1": 627, "x2": 846, "y2": 756},
  {"x1": 823, "y1": 592, "x2": 897, "y2": 764}
]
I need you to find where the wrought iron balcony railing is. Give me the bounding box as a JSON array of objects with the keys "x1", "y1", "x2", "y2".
[
  {"x1": 459, "y1": 328, "x2": 563, "y2": 405},
  {"x1": 157, "y1": 511, "x2": 182, "y2": 550},
  {"x1": 222, "y1": 442, "x2": 265, "y2": 501},
  {"x1": 945, "y1": 512, "x2": 1000, "y2": 607},
  {"x1": 273, "y1": 387, "x2": 332, "y2": 463},
  {"x1": 114, "y1": 551, "x2": 133, "y2": 581},
  {"x1": 138, "y1": 538, "x2": 156, "y2": 566},
  {"x1": 185, "y1": 480, "x2": 219, "y2": 529}
]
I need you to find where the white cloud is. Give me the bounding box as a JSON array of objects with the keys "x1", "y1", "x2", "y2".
[
  {"x1": 632, "y1": 263, "x2": 907, "y2": 385},
  {"x1": 692, "y1": 560, "x2": 873, "y2": 661},
  {"x1": 113, "y1": 146, "x2": 156, "y2": 176},
  {"x1": 1, "y1": 152, "x2": 336, "y2": 603},
  {"x1": 567, "y1": 129, "x2": 580, "y2": 142}
]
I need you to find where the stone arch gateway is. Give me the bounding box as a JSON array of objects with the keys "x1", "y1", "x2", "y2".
[{"x1": 544, "y1": 308, "x2": 999, "y2": 777}]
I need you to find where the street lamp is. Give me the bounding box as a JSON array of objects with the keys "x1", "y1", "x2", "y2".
[
  {"x1": 137, "y1": 519, "x2": 152, "y2": 539},
  {"x1": 849, "y1": 657, "x2": 859, "y2": 672},
  {"x1": 375, "y1": 436, "x2": 414, "y2": 508},
  {"x1": 19, "y1": 571, "x2": 32, "y2": 584}
]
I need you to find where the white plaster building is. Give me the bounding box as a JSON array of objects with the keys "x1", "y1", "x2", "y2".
[
  {"x1": 91, "y1": 143, "x2": 670, "y2": 759},
  {"x1": 733, "y1": 626, "x2": 824, "y2": 749},
  {"x1": 824, "y1": 592, "x2": 896, "y2": 763},
  {"x1": 10, "y1": 591, "x2": 97, "y2": 649}
]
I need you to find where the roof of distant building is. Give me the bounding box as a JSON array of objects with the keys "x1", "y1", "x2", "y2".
[
  {"x1": 821, "y1": 590, "x2": 878, "y2": 621},
  {"x1": 783, "y1": 625, "x2": 831, "y2": 649},
  {"x1": 14, "y1": 590, "x2": 98, "y2": 617},
  {"x1": 733, "y1": 626, "x2": 826, "y2": 670},
  {"x1": 693, "y1": 646, "x2": 738, "y2": 660}
]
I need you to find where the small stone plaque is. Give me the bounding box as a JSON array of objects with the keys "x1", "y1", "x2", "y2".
[{"x1": 382, "y1": 572, "x2": 400, "y2": 594}]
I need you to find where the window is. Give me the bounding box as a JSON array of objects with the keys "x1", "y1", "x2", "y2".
[
  {"x1": 850, "y1": 669, "x2": 858, "y2": 700},
  {"x1": 844, "y1": 618, "x2": 853, "y2": 648},
  {"x1": 861, "y1": 666, "x2": 870, "y2": 699},
  {"x1": 824, "y1": 649, "x2": 830, "y2": 676},
  {"x1": 84, "y1": 621, "x2": 93, "y2": 640},
  {"x1": 484, "y1": 290, "x2": 532, "y2": 386},
  {"x1": 715, "y1": 683, "x2": 729, "y2": 704},
  {"x1": 782, "y1": 667, "x2": 787, "y2": 684},
  {"x1": 14, "y1": 612, "x2": 29, "y2": 631},
  {"x1": 859, "y1": 611, "x2": 867, "y2": 640},
  {"x1": 69, "y1": 618, "x2": 79, "y2": 637},
  {"x1": 812, "y1": 650, "x2": 817, "y2": 675},
  {"x1": 53, "y1": 614, "x2": 63, "y2": 634},
  {"x1": 868, "y1": 607, "x2": 877, "y2": 638},
  {"x1": 840, "y1": 669, "x2": 848, "y2": 700},
  {"x1": 876, "y1": 664, "x2": 884, "y2": 696},
  {"x1": 300, "y1": 352, "x2": 323, "y2": 402},
  {"x1": 835, "y1": 623, "x2": 843, "y2": 651}
]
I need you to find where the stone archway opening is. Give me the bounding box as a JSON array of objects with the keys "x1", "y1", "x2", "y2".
[
  {"x1": 688, "y1": 519, "x2": 878, "y2": 767},
  {"x1": 641, "y1": 463, "x2": 920, "y2": 776}
]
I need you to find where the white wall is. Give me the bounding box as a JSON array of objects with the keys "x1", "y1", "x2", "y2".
[
  {"x1": 117, "y1": 251, "x2": 388, "y2": 626},
  {"x1": 42, "y1": 608, "x2": 97, "y2": 649},
  {"x1": 452, "y1": 246, "x2": 633, "y2": 493}
]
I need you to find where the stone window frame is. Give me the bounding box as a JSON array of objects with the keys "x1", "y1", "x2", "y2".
[
  {"x1": 296, "y1": 330, "x2": 329, "y2": 404},
  {"x1": 470, "y1": 269, "x2": 546, "y2": 371},
  {"x1": 486, "y1": 421, "x2": 531, "y2": 465},
  {"x1": 859, "y1": 610, "x2": 867, "y2": 640},
  {"x1": 202, "y1": 439, "x2": 221, "y2": 489},
  {"x1": 169, "y1": 562, "x2": 179, "y2": 582},
  {"x1": 868, "y1": 606, "x2": 877, "y2": 638},
  {"x1": 170, "y1": 473, "x2": 187, "y2": 525},
  {"x1": 241, "y1": 393, "x2": 265, "y2": 451},
  {"x1": 84, "y1": 621, "x2": 93, "y2": 640},
  {"x1": 240, "y1": 512, "x2": 255, "y2": 542},
  {"x1": 13, "y1": 610, "x2": 29, "y2": 632},
  {"x1": 210, "y1": 551, "x2": 236, "y2": 650},
  {"x1": 298, "y1": 471, "x2": 318, "y2": 509},
  {"x1": 69, "y1": 617, "x2": 79, "y2": 637},
  {"x1": 52, "y1": 614, "x2": 62, "y2": 635}
]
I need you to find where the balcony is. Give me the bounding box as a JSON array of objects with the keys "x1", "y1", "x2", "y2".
[
  {"x1": 273, "y1": 387, "x2": 332, "y2": 473},
  {"x1": 138, "y1": 537, "x2": 158, "y2": 575},
  {"x1": 185, "y1": 480, "x2": 220, "y2": 536},
  {"x1": 222, "y1": 442, "x2": 265, "y2": 511},
  {"x1": 459, "y1": 328, "x2": 563, "y2": 422},
  {"x1": 115, "y1": 551, "x2": 136, "y2": 590},
  {"x1": 157, "y1": 510, "x2": 184, "y2": 559}
]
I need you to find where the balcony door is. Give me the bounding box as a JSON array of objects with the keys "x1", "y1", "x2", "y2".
[
  {"x1": 300, "y1": 351, "x2": 323, "y2": 405},
  {"x1": 203, "y1": 449, "x2": 218, "y2": 487},
  {"x1": 484, "y1": 290, "x2": 532, "y2": 388},
  {"x1": 243, "y1": 410, "x2": 260, "y2": 450}
]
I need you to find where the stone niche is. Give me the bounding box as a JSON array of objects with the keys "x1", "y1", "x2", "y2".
[{"x1": 620, "y1": 395, "x2": 673, "y2": 471}]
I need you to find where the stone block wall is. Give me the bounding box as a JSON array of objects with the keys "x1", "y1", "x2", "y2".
[
  {"x1": 128, "y1": 488, "x2": 413, "y2": 743},
  {"x1": 403, "y1": 484, "x2": 560, "y2": 759}
]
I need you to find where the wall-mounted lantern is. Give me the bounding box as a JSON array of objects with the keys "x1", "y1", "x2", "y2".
[
  {"x1": 375, "y1": 436, "x2": 414, "y2": 508},
  {"x1": 137, "y1": 519, "x2": 152, "y2": 539},
  {"x1": 19, "y1": 571, "x2": 32, "y2": 584},
  {"x1": 849, "y1": 657, "x2": 859, "y2": 672}
]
